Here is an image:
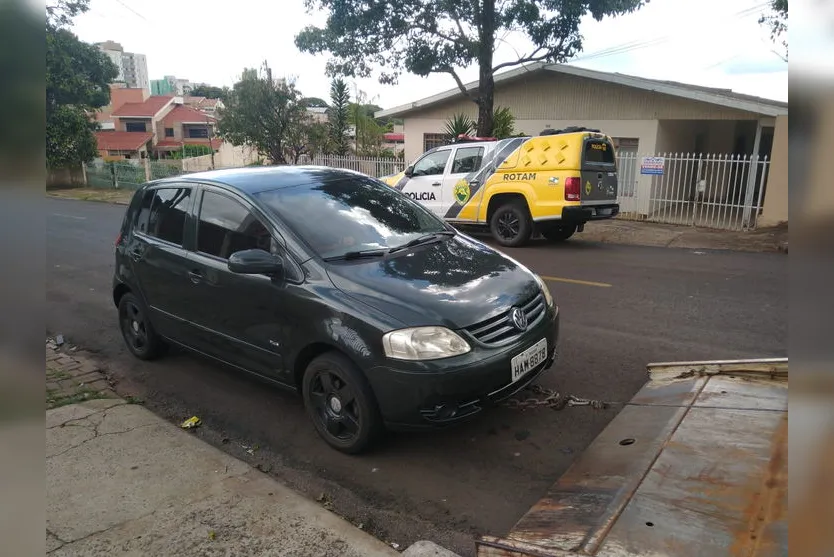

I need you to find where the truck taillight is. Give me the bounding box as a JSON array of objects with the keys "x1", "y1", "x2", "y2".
[{"x1": 565, "y1": 177, "x2": 581, "y2": 201}]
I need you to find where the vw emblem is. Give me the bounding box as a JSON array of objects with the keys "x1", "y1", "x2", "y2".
[{"x1": 510, "y1": 307, "x2": 528, "y2": 331}]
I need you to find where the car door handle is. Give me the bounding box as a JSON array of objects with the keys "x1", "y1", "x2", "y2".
[
  {"x1": 188, "y1": 270, "x2": 203, "y2": 284},
  {"x1": 432, "y1": 182, "x2": 441, "y2": 186},
  {"x1": 128, "y1": 248, "x2": 143, "y2": 261}
]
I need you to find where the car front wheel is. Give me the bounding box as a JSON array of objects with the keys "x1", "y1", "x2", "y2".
[{"x1": 302, "y1": 352, "x2": 383, "y2": 454}]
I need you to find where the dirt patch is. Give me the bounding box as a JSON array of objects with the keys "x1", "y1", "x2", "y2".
[{"x1": 47, "y1": 188, "x2": 134, "y2": 205}]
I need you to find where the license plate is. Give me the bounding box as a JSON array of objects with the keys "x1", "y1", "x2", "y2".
[{"x1": 511, "y1": 338, "x2": 548, "y2": 383}]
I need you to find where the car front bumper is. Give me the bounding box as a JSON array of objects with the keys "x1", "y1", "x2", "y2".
[{"x1": 366, "y1": 306, "x2": 559, "y2": 430}]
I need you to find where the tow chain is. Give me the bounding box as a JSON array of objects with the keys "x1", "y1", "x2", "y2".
[{"x1": 502, "y1": 384, "x2": 611, "y2": 411}]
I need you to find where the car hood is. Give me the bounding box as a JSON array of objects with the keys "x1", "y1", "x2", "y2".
[{"x1": 325, "y1": 234, "x2": 542, "y2": 329}]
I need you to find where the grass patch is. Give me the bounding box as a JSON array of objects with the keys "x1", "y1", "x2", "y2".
[
  {"x1": 47, "y1": 188, "x2": 135, "y2": 205},
  {"x1": 46, "y1": 388, "x2": 109, "y2": 410}
]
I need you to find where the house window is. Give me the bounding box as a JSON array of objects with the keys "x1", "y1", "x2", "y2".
[
  {"x1": 187, "y1": 127, "x2": 209, "y2": 139},
  {"x1": 125, "y1": 122, "x2": 147, "y2": 132},
  {"x1": 423, "y1": 133, "x2": 447, "y2": 151},
  {"x1": 165, "y1": 128, "x2": 174, "y2": 137}
]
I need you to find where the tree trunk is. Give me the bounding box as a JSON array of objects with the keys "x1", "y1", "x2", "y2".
[{"x1": 476, "y1": 0, "x2": 496, "y2": 136}]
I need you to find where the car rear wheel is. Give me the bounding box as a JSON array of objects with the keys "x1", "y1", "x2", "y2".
[
  {"x1": 302, "y1": 352, "x2": 383, "y2": 454},
  {"x1": 542, "y1": 224, "x2": 577, "y2": 242},
  {"x1": 490, "y1": 201, "x2": 533, "y2": 247},
  {"x1": 118, "y1": 292, "x2": 166, "y2": 360}
]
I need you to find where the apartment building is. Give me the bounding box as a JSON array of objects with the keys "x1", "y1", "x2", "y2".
[{"x1": 96, "y1": 41, "x2": 150, "y2": 92}]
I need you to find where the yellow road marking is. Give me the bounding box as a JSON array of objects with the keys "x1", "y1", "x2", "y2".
[{"x1": 539, "y1": 275, "x2": 612, "y2": 288}]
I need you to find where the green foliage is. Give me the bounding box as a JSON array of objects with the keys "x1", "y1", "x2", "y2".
[
  {"x1": 305, "y1": 121, "x2": 332, "y2": 158},
  {"x1": 759, "y1": 0, "x2": 788, "y2": 60},
  {"x1": 46, "y1": 105, "x2": 98, "y2": 169},
  {"x1": 444, "y1": 113, "x2": 475, "y2": 140},
  {"x1": 295, "y1": 0, "x2": 647, "y2": 135},
  {"x1": 169, "y1": 144, "x2": 213, "y2": 159},
  {"x1": 46, "y1": 0, "x2": 118, "y2": 169},
  {"x1": 218, "y1": 62, "x2": 310, "y2": 164},
  {"x1": 327, "y1": 78, "x2": 351, "y2": 155},
  {"x1": 491, "y1": 106, "x2": 516, "y2": 139},
  {"x1": 188, "y1": 84, "x2": 229, "y2": 101}
]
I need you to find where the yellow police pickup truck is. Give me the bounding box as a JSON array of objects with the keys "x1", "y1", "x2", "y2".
[{"x1": 381, "y1": 127, "x2": 620, "y2": 247}]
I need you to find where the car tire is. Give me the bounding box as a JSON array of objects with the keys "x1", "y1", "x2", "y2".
[
  {"x1": 542, "y1": 224, "x2": 577, "y2": 242},
  {"x1": 490, "y1": 201, "x2": 533, "y2": 247},
  {"x1": 302, "y1": 352, "x2": 383, "y2": 454},
  {"x1": 118, "y1": 292, "x2": 167, "y2": 360}
]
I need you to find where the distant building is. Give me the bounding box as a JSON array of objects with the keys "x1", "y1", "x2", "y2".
[
  {"x1": 150, "y1": 79, "x2": 175, "y2": 96},
  {"x1": 96, "y1": 41, "x2": 149, "y2": 92}
]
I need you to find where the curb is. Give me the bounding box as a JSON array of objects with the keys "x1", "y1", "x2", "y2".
[{"x1": 402, "y1": 540, "x2": 463, "y2": 557}]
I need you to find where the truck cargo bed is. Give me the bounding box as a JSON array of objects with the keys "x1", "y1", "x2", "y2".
[{"x1": 477, "y1": 358, "x2": 788, "y2": 557}]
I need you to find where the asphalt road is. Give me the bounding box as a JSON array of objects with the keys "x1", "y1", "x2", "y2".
[{"x1": 46, "y1": 198, "x2": 788, "y2": 556}]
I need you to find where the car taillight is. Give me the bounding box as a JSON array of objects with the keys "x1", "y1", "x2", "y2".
[
  {"x1": 565, "y1": 177, "x2": 581, "y2": 201},
  {"x1": 115, "y1": 232, "x2": 122, "y2": 246}
]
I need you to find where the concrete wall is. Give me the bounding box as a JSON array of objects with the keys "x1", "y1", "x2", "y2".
[{"x1": 759, "y1": 115, "x2": 789, "y2": 226}]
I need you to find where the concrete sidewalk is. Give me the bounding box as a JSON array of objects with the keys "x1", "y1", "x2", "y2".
[{"x1": 46, "y1": 344, "x2": 458, "y2": 557}]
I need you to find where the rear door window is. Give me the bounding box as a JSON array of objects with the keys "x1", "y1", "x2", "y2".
[
  {"x1": 451, "y1": 146, "x2": 485, "y2": 174},
  {"x1": 142, "y1": 187, "x2": 192, "y2": 246},
  {"x1": 583, "y1": 139, "x2": 615, "y2": 165}
]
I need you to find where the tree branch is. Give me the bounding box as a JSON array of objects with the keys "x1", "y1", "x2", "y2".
[
  {"x1": 492, "y1": 47, "x2": 550, "y2": 73},
  {"x1": 443, "y1": 67, "x2": 478, "y2": 103}
]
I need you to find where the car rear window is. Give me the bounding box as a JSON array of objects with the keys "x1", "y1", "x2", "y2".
[{"x1": 583, "y1": 139, "x2": 615, "y2": 165}]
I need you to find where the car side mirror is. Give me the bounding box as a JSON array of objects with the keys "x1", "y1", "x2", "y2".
[
  {"x1": 228, "y1": 249, "x2": 283, "y2": 276},
  {"x1": 404, "y1": 165, "x2": 414, "y2": 177}
]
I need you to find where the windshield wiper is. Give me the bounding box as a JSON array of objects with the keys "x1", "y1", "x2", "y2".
[
  {"x1": 323, "y1": 249, "x2": 387, "y2": 262},
  {"x1": 388, "y1": 230, "x2": 456, "y2": 254}
]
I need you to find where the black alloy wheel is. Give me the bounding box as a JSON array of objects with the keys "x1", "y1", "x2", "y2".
[
  {"x1": 302, "y1": 352, "x2": 382, "y2": 454},
  {"x1": 118, "y1": 293, "x2": 166, "y2": 360},
  {"x1": 490, "y1": 202, "x2": 532, "y2": 247}
]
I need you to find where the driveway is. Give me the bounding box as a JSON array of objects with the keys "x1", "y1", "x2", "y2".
[{"x1": 46, "y1": 198, "x2": 787, "y2": 556}]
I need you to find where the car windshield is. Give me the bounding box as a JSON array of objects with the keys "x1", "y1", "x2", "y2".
[{"x1": 255, "y1": 175, "x2": 450, "y2": 260}]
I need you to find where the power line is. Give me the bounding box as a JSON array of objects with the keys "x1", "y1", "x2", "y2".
[
  {"x1": 113, "y1": 0, "x2": 148, "y2": 21},
  {"x1": 571, "y1": 1, "x2": 771, "y2": 63}
]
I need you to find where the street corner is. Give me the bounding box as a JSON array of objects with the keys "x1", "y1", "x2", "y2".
[{"x1": 46, "y1": 338, "x2": 118, "y2": 410}]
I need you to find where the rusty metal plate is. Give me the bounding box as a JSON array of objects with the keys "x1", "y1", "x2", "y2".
[{"x1": 476, "y1": 360, "x2": 788, "y2": 557}]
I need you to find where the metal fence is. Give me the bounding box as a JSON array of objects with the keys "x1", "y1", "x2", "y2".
[
  {"x1": 300, "y1": 154, "x2": 405, "y2": 178},
  {"x1": 614, "y1": 152, "x2": 771, "y2": 231}
]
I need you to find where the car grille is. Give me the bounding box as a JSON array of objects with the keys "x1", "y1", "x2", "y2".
[{"x1": 464, "y1": 292, "x2": 546, "y2": 346}]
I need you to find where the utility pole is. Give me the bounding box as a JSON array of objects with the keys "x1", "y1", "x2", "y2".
[{"x1": 206, "y1": 114, "x2": 215, "y2": 169}]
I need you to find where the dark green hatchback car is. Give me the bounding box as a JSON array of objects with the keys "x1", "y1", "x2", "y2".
[{"x1": 113, "y1": 166, "x2": 559, "y2": 453}]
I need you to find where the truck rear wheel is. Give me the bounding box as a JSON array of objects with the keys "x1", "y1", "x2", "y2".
[
  {"x1": 542, "y1": 224, "x2": 577, "y2": 242},
  {"x1": 490, "y1": 202, "x2": 533, "y2": 247}
]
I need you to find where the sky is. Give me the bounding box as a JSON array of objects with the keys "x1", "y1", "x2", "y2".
[{"x1": 70, "y1": 0, "x2": 789, "y2": 108}]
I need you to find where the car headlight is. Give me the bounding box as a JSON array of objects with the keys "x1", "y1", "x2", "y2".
[
  {"x1": 535, "y1": 275, "x2": 555, "y2": 308},
  {"x1": 382, "y1": 326, "x2": 471, "y2": 361}
]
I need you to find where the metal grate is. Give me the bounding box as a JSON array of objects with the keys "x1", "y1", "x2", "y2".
[{"x1": 464, "y1": 293, "x2": 546, "y2": 346}]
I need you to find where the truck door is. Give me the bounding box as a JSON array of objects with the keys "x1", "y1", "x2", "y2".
[
  {"x1": 443, "y1": 145, "x2": 486, "y2": 221},
  {"x1": 580, "y1": 137, "x2": 619, "y2": 208},
  {"x1": 401, "y1": 148, "x2": 451, "y2": 216}
]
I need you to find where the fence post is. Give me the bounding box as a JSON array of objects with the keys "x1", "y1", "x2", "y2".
[
  {"x1": 81, "y1": 162, "x2": 88, "y2": 187},
  {"x1": 110, "y1": 162, "x2": 118, "y2": 189},
  {"x1": 143, "y1": 158, "x2": 151, "y2": 182},
  {"x1": 741, "y1": 154, "x2": 759, "y2": 229},
  {"x1": 692, "y1": 154, "x2": 704, "y2": 224}
]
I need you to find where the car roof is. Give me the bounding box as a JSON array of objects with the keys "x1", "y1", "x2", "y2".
[{"x1": 152, "y1": 165, "x2": 367, "y2": 195}]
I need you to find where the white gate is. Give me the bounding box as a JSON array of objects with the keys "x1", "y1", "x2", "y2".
[{"x1": 614, "y1": 152, "x2": 770, "y2": 231}]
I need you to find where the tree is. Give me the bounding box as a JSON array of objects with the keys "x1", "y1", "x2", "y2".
[
  {"x1": 296, "y1": 0, "x2": 647, "y2": 136},
  {"x1": 189, "y1": 84, "x2": 229, "y2": 100},
  {"x1": 759, "y1": 0, "x2": 787, "y2": 61},
  {"x1": 46, "y1": 0, "x2": 118, "y2": 169},
  {"x1": 305, "y1": 121, "x2": 332, "y2": 158},
  {"x1": 218, "y1": 63, "x2": 310, "y2": 165},
  {"x1": 301, "y1": 96, "x2": 329, "y2": 108},
  {"x1": 327, "y1": 78, "x2": 351, "y2": 156}
]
